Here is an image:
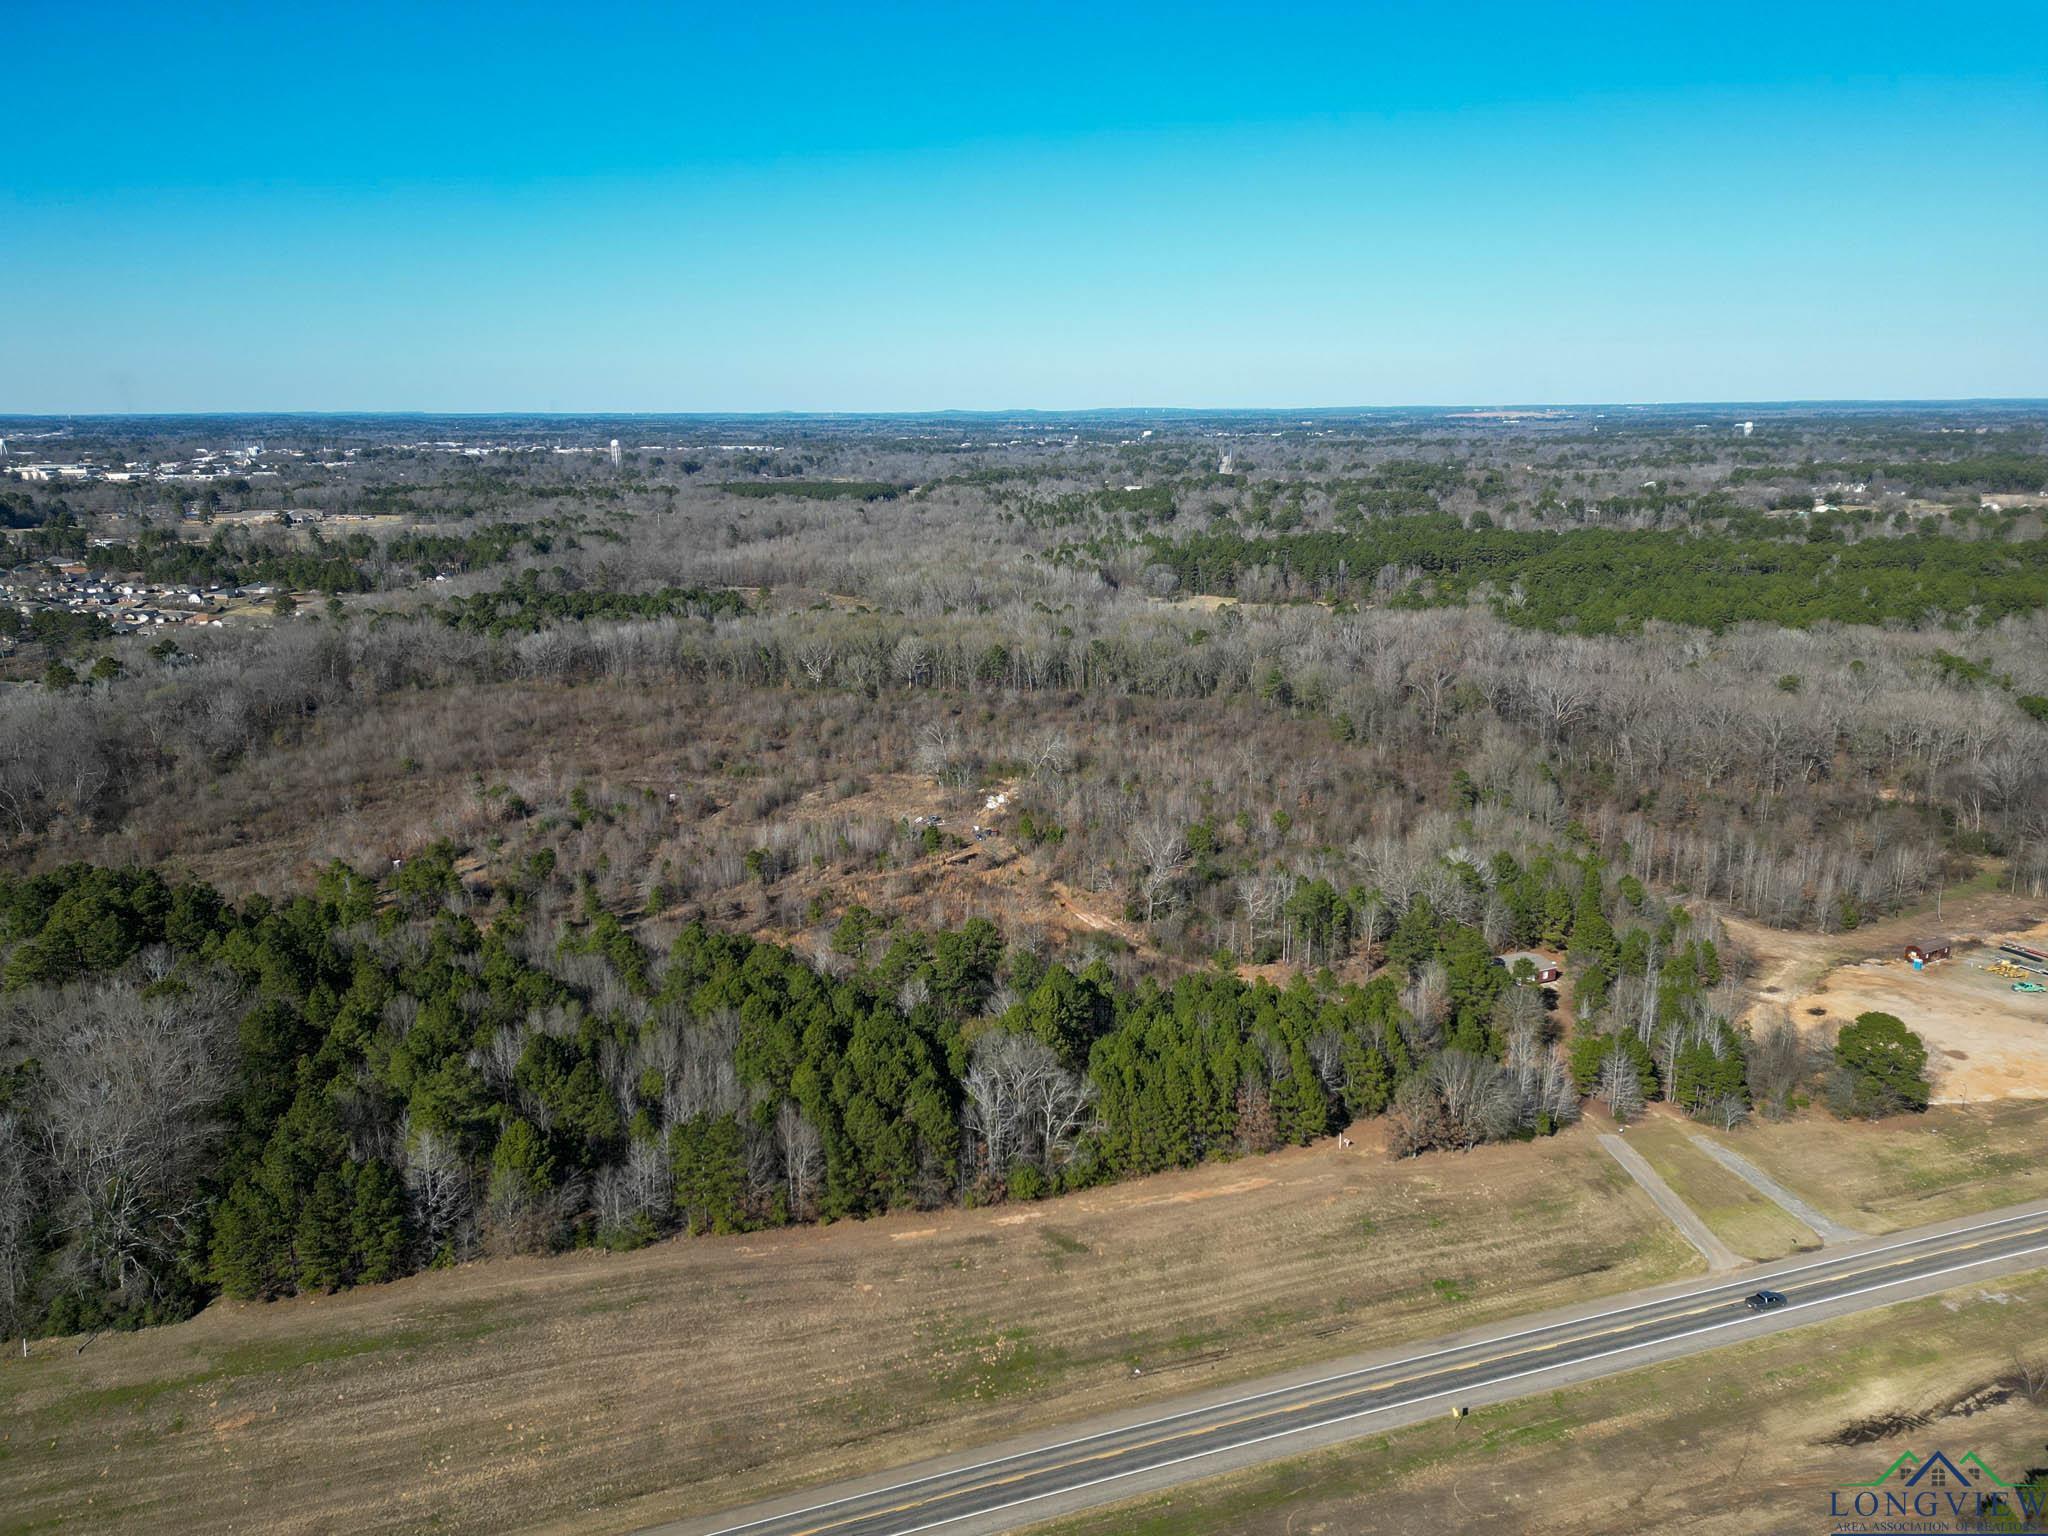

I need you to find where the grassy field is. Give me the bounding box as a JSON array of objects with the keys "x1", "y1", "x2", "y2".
[
  {"x1": 1700, "y1": 1100, "x2": 2048, "y2": 1235},
  {"x1": 1620, "y1": 1114, "x2": 1818, "y2": 1261},
  {"x1": 0, "y1": 1125, "x2": 1692, "y2": 1536},
  {"x1": 1020, "y1": 1270, "x2": 2048, "y2": 1536},
  {"x1": 3, "y1": 1102, "x2": 2042, "y2": 1536}
]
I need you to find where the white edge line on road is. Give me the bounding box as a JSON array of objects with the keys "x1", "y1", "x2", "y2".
[
  {"x1": 883, "y1": 1238, "x2": 2048, "y2": 1536},
  {"x1": 697, "y1": 1206, "x2": 2048, "y2": 1536}
]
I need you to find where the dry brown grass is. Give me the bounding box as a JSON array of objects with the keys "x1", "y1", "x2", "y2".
[
  {"x1": 1710, "y1": 1100, "x2": 2048, "y2": 1234},
  {"x1": 1023, "y1": 1270, "x2": 2048, "y2": 1536},
  {"x1": 0, "y1": 1126, "x2": 1690, "y2": 1536},
  {"x1": 1621, "y1": 1113, "x2": 1817, "y2": 1260}
]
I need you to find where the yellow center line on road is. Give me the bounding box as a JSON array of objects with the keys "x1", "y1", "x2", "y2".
[{"x1": 776, "y1": 1224, "x2": 2048, "y2": 1536}]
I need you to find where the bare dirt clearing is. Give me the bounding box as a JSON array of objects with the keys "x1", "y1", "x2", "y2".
[
  {"x1": 747, "y1": 769, "x2": 1154, "y2": 957},
  {"x1": 1800, "y1": 938, "x2": 2048, "y2": 1103},
  {"x1": 1727, "y1": 891, "x2": 2048, "y2": 1102},
  {"x1": 0, "y1": 1128, "x2": 1688, "y2": 1536},
  {"x1": 1724, "y1": 882, "x2": 2038, "y2": 1006}
]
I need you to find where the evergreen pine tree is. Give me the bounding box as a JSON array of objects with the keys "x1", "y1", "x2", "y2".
[
  {"x1": 295, "y1": 1170, "x2": 355, "y2": 1292},
  {"x1": 1272, "y1": 1042, "x2": 1331, "y2": 1142},
  {"x1": 210, "y1": 1182, "x2": 288, "y2": 1300},
  {"x1": 351, "y1": 1161, "x2": 409, "y2": 1284}
]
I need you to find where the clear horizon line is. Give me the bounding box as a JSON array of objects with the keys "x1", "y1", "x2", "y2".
[{"x1": 3, "y1": 395, "x2": 2046, "y2": 421}]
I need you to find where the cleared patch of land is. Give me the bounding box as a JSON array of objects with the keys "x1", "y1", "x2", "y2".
[
  {"x1": 0, "y1": 1127, "x2": 1689, "y2": 1536},
  {"x1": 1724, "y1": 875, "x2": 2031, "y2": 1007},
  {"x1": 750, "y1": 772, "x2": 1153, "y2": 957},
  {"x1": 1726, "y1": 886, "x2": 2048, "y2": 1104},
  {"x1": 1616, "y1": 1113, "x2": 1817, "y2": 1261},
  {"x1": 1789, "y1": 927, "x2": 2048, "y2": 1105},
  {"x1": 1019, "y1": 1271, "x2": 2048, "y2": 1536}
]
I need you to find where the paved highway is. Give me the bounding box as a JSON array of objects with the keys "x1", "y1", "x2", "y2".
[{"x1": 667, "y1": 1203, "x2": 2048, "y2": 1536}]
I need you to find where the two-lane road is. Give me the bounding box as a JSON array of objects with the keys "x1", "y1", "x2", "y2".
[{"x1": 669, "y1": 1203, "x2": 2048, "y2": 1536}]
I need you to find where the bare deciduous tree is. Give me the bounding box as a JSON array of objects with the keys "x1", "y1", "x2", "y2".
[
  {"x1": 961, "y1": 1032, "x2": 1093, "y2": 1185},
  {"x1": 20, "y1": 975, "x2": 241, "y2": 1300},
  {"x1": 776, "y1": 1103, "x2": 824, "y2": 1220},
  {"x1": 892, "y1": 635, "x2": 932, "y2": 688},
  {"x1": 402, "y1": 1124, "x2": 477, "y2": 1264},
  {"x1": 1131, "y1": 818, "x2": 1189, "y2": 924},
  {"x1": 1598, "y1": 1050, "x2": 1644, "y2": 1122},
  {"x1": 1028, "y1": 729, "x2": 1075, "y2": 779},
  {"x1": 0, "y1": 1112, "x2": 32, "y2": 1339},
  {"x1": 912, "y1": 720, "x2": 958, "y2": 780},
  {"x1": 1744, "y1": 1012, "x2": 1811, "y2": 1120},
  {"x1": 794, "y1": 637, "x2": 836, "y2": 687}
]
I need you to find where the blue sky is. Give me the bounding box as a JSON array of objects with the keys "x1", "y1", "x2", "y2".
[{"x1": 4, "y1": 1, "x2": 2044, "y2": 411}]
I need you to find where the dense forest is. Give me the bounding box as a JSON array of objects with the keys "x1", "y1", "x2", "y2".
[
  {"x1": 3, "y1": 839, "x2": 1842, "y2": 1339},
  {"x1": 1145, "y1": 515, "x2": 2048, "y2": 631},
  {"x1": 434, "y1": 570, "x2": 751, "y2": 635},
  {"x1": 0, "y1": 407, "x2": 2031, "y2": 1338}
]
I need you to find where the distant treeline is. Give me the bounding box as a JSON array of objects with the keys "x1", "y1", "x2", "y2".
[
  {"x1": 435, "y1": 572, "x2": 751, "y2": 635},
  {"x1": 1727, "y1": 454, "x2": 2048, "y2": 493},
  {"x1": 1, "y1": 609, "x2": 113, "y2": 653},
  {"x1": 0, "y1": 492, "x2": 52, "y2": 531},
  {"x1": 1147, "y1": 514, "x2": 2048, "y2": 632},
  {"x1": 4, "y1": 523, "x2": 368, "y2": 592},
  {"x1": 382, "y1": 518, "x2": 601, "y2": 576},
  {"x1": 6, "y1": 519, "x2": 601, "y2": 596},
  {"x1": 716, "y1": 480, "x2": 907, "y2": 502}
]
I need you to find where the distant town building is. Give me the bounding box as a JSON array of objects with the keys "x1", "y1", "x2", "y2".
[
  {"x1": 1736, "y1": 421, "x2": 1754, "y2": 437},
  {"x1": 1219, "y1": 451, "x2": 1234, "y2": 475},
  {"x1": 609, "y1": 438, "x2": 622, "y2": 468}
]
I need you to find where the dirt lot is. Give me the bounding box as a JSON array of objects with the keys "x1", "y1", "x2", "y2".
[
  {"x1": 0, "y1": 1127, "x2": 1692, "y2": 1536},
  {"x1": 1789, "y1": 930, "x2": 2048, "y2": 1105},
  {"x1": 1724, "y1": 878, "x2": 2038, "y2": 1006},
  {"x1": 1024, "y1": 1271, "x2": 2048, "y2": 1536},
  {"x1": 1727, "y1": 887, "x2": 2048, "y2": 1103}
]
